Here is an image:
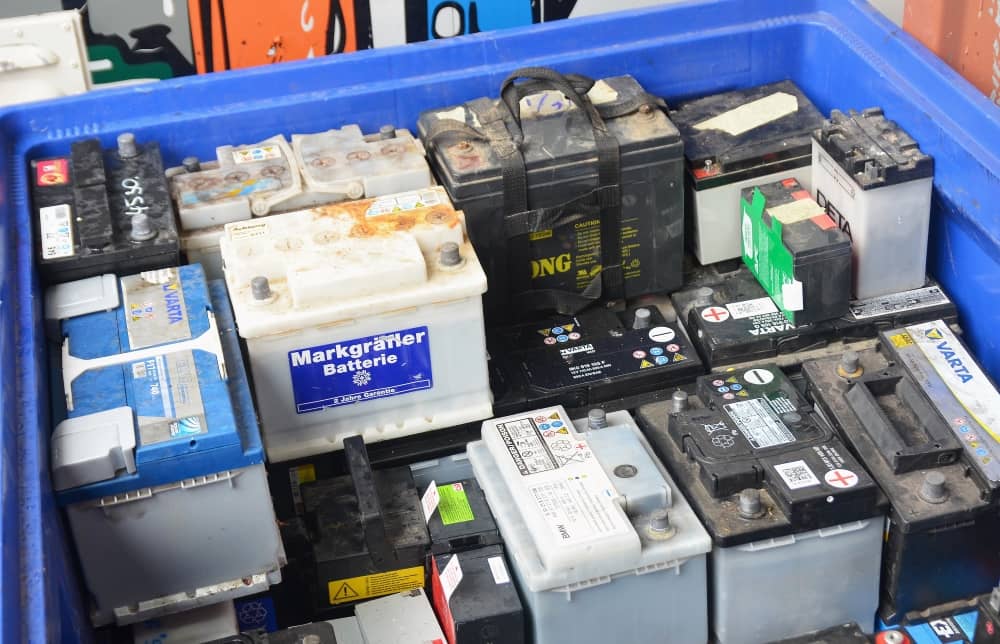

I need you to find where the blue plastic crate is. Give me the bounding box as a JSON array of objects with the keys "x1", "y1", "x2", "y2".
[{"x1": 2, "y1": 1, "x2": 998, "y2": 641}]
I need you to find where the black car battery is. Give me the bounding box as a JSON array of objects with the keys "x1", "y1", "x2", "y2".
[
  {"x1": 768, "y1": 623, "x2": 872, "y2": 643},
  {"x1": 669, "y1": 80, "x2": 824, "y2": 266},
  {"x1": 418, "y1": 68, "x2": 684, "y2": 324},
  {"x1": 875, "y1": 595, "x2": 987, "y2": 644},
  {"x1": 636, "y1": 365, "x2": 885, "y2": 644},
  {"x1": 975, "y1": 587, "x2": 1000, "y2": 643},
  {"x1": 802, "y1": 322, "x2": 1000, "y2": 624},
  {"x1": 283, "y1": 436, "x2": 431, "y2": 621},
  {"x1": 741, "y1": 178, "x2": 852, "y2": 325},
  {"x1": 429, "y1": 545, "x2": 525, "y2": 644},
  {"x1": 410, "y1": 454, "x2": 502, "y2": 556},
  {"x1": 489, "y1": 300, "x2": 704, "y2": 417},
  {"x1": 672, "y1": 263, "x2": 957, "y2": 372},
  {"x1": 30, "y1": 133, "x2": 178, "y2": 284}
]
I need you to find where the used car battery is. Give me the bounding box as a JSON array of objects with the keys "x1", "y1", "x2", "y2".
[
  {"x1": 488, "y1": 300, "x2": 704, "y2": 418},
  {"x1": 875, "y1": 596, "x2": 986, "y2": 644},
  {"x1": 132, "y1": 601, "x2": 238, "y2": 644},
  {"x1": 802, "y1": 322, "x2": 1000, "y2": 623},
  {"x1": 288, "y1": 436, "x2": 430, "y2": 619},
  {"x1": 410, "y1": 454, "x2": 502, "y2": 555},
  {"x1": 467, "y1": 406, "x2": 711, "y2": 644},
  {"x1": 767, "y1": 623, "x2": 873, "y2": 643},
  {"x1": 418, "y1": 68, "x2": 684, "y2": 323},
  {"x1": 669, "y1": 80, "x2": 824, "y2": 265},
  {"x1": 812, "y1": 108, "x2": 934, "y2": 299},
  {"x1": 169, "y1": 127, "x2": 432, "y2": 278},
  {"x1": 429, "y1": 544, "x2": 525, "y2": 644},
  {"x1": 219, "y1": 193, "x2": 491, "y2": 463},
  {"x1": 635, "y1": 365, "x2": 885, "y2": 644},
  {"x1": 741, "y1": 177, "x2": 852, "y2": 325},
  {"x1": 30, "y1": 133, "x2": 178, "y2": 284},
  {"x1": 975, "y1": 587, "x2": 1000, "y2": 643},
  {"x1": 672, "y1": 263, "x2": 957, "y2": 372},
  {"x1": 48, "y1": 266, "x2": 285, "y2": 626}
]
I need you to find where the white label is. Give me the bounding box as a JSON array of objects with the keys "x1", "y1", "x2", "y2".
[
  {"x1": 365, "y1": 189, "x2": 442, "y2": 217},
  {"x1": 229, "y1": 221, "x2": 268, "y2": 240},
  {"x1": 487, "y1": 556, "x2": 511, "y2": 585},
  {"x1": 693, "y1": 91, "x2": 798, "y2": 137},
  {"x1": 39, "y1": 204, "x2": 75, "y2": 259},
  {"x1": 648, "y1": 326, "x2": 675, "y2": 343},
  {"x1": 782, "y1": 280, "x2": 804, "y2": 311},
  {"x1": 774, "y1": 459, "x2": 821, "y2": 490},
  {"x1": 517, "y1": 80, "x2": 620, "y2": 119},
  {"x1": 742, "y1": 212, "x2": 754, "y2": 259},
  {"x1": 439, "y1": 554, "x2": 463, "y2": 604},
  {"x1": 421, "y1": 481, "x2": 440, "y2": 523},
  {"x1": 817, "y1": 150, "x2": 858, "y2": 200},
  {"x1": 768, "y1": 197, "x2": 824, "y2": 224},
  {"x1": 724, "y1": 398, "x2": 795, "y2": 448},
  {"x1": 233, "y1": 145, "x2": 283, "y2": 164},
  {"x1": 726, "y1": 297, "x2": 778, "y2": 320},
  {"x1": 743, "y1": 368, "x2": 775, "y2": 386},
  {"x1": 848, "y1": 285, "x2": 949, "y2": 320}
]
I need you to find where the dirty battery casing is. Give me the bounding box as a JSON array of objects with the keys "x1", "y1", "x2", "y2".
[
  {"x1": 670, "y1": 80, "x2": 824, "y2": 265},
  {"x1": 802, "y1": 322, "x2": 1000, "y2": 624},
  {"x1": 636, "y1": 365, "x2": 884, "y2": 644},
  {"x1": 489, "y1": 301, "x2": 704, "y2": 417},
  {"x1": 741, "y1": 178, "x2": 852, "y2": 325},
  {"x1": 418, "y1": 74, "x2": 684, "y2": 322},
  {"x1": 290, "y1": 436, "x2": 430, "y2": 619},
  {"x1": 975, "y1": 588, "x2": 1000, "y2": 643},
  {"x1": 767, "y1": 623, "x2": 872, "y2": 644},
  {"x1": 673, "y1": 263, "x2": 956, "y2": 371},
  {"x1": 31, "y1": 135, "x2": 178, "y2": 284},
  {"x1": 812, "y1": 108, "x2": 934, "y2": 300}
]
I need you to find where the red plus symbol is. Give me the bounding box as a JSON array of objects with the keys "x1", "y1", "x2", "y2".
[
  {"x1": 824, "y1": 469, "x2": 858, "y2": 488},
  {"x1": 576, "y1": 443, "x2": 587, "y2": 450},
  {"x1": 701, "y1": 306, "x2": 730, "y2": 323}
]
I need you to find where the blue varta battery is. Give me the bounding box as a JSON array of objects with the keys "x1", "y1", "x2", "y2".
[{"x1": 47, "y1": 265, "x2": 286, "y2": 627}]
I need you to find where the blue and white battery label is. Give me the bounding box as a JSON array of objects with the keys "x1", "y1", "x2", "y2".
[
  {"x1": 131, "y1": 351, "x2": 207, "y2": 445},
  {"x1": 289, "y1": 326, "x2": 433, "y2": 413}
]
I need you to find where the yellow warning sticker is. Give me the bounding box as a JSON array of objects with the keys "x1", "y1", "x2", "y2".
[
  {"x1": 890, "y1": 332, "x2": 914, "y2": 348},
  {"x1": 640, "y1": 359, "x2": 654, "y2": 369},
  {"x1": 673, "y1": 354, "x2": 687, "y2": 362},
  {"x1": 295, "y1": 464, "x2": 316, "y2": 484},
  {"x1": 328, "y1": 566, "x2": 424, "y2": 605},
  {"x1": 529, "y1": 229, "x2": 553, "y2": 241}
]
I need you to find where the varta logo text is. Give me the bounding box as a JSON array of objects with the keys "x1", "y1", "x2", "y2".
[
  {"x1": 162, "y1": 282, "x2": 184, "y2": 324},
  {"x1": 935, "y1": 339, "x2": 973, "y2": 384}
]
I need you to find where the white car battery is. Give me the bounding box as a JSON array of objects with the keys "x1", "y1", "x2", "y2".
[
  {"x1": 49, "y1": 266, "x2": 285, "y2": 626},
  {"x1": 636, "y1": 366, "x2": 886, "y2": 644},
  {"x1": 467, "y1": 406, "x2": 711, "y2": 644},
  {"x1": 670, "y1": 80, "x2": 824, "y2": 265},
  {"x1": 220, "y1": 190, "x2": 491, "y2": 463},
  {"x1": 171, "y1": 126, "x2": 432, "y2": 279},
  {"x1": 811, "y1": 107, "x2": 934, "y2": 299}
]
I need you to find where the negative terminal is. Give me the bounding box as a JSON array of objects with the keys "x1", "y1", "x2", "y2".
[
  {"x1": 738, "y1": 488, "x2": 766, "y2": 519},
  {"x1": 439, "y1": 242, "x2": 464, "y2": 267},
  {"x1": 646, "y1": 508, "x2": 676, "y2": 539},
  {"x1": 837, "y1": 350, "x2": 864, "y2": 378},
  {"x1": 250, "y1": 276, "x2": 276, "y2": 305},
  {"x1": 588, "y1": 408, "x2": 608, "y2": 430},
  {"x1": 918, "y1": 471, "x2": 948, "y2": 504}
]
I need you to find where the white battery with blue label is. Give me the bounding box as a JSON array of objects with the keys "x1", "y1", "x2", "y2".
[
  {"x1": 48, "y1": 265, "x2": 285, "y2": 627},
  {"x1": 220, "y1": 189, "x2": 491, "y2": 463}
]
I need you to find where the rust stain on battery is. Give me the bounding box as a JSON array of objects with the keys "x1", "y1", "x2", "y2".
[{"x1": 310, "y1": 199, "x2": 461, "y2": 238}]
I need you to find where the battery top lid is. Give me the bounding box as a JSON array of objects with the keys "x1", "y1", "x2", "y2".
[
  {"x1": 472, "y1": 406, "x2": 709, "y2": 592},
  {"x1": 417, "y1": 74, "x2": 680, "y2": 197},
  {"x1": 670, "y1": 80, "x2": 824, "y2": 177},
  {"x1": 744, "y1": 178, "x2": 851, "y2": 264},
  {"x1": 813, "y1": 107, "x2": 934, "y2": 189}
]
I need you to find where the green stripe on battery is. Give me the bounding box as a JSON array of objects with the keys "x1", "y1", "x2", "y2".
[
  {"x1": 437, "y1": 482, "x2": 475, "y2": 525},
  {"x1": 742, "y1": 187, "x2": 797, "y2": 322}
]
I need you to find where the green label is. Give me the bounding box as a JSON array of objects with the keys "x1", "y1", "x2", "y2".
[
  {"x1": 437, "y1": 482, "x2": 475, "y2": 525},
  {"x1": 741, "y1": 188, "x2": 798, "y2": 323}
]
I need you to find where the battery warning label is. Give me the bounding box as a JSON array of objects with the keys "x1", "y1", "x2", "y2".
[
  {"x1": 288, "y1": 326, "x2": 432, "y2": 413},
  {"x1": 724, "y1": 398, "x2": 795, "y2": 449},
  {"x1": 327, "y1": 566, "x2": 424, "y2": 605}
]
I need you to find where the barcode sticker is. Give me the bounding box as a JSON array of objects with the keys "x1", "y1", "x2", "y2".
[
  {"x1": 487, "y1": 556, "x2": 511, "y2": 585},
  {"x1": 726, "y1": 297, "x2": 778, "y2": 320},
  {"x1": 724, "y1": 398, "x2": 795, "y2": 448},
  {"x1": 40, "y1": 204, "x2": 75, "y2": 259},
  {"x1": 774, "y1": 460, "x2": 821, "y2": 490},
  {"x1": 439, "y1": 554, "x2": 463, "y2": 604}
]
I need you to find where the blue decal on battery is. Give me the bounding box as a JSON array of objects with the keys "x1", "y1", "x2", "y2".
[
  {"x1": 235, "y1": 596, "x2": 278, "y2": 632},
  {"x1": 288, "y1": 326, "x2": 433, "y2": 413}
]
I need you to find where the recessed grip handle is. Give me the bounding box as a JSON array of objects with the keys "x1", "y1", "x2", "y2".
[{"x1": 344, "y1": 435, "x2": 392, "y2": 565}]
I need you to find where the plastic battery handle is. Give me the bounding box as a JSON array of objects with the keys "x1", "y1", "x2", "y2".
[
  {"x1": 843, "y1": 371, "x2": 961, "y2": 474},
  {"x1": 61, "y1": 309, "x2": 228, "y2": 411},
  {"x1": 343, "y1": 436, "x2": 394, "y2": 566}
]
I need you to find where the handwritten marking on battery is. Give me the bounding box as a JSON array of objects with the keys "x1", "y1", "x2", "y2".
[
  {"x1": 648, "y1": 326, "x2": 675, "y2": 343},
  {"x1": 743, "y1": 368, "x2": 774, "y2": 386},
  {"x1": 701, "y1": 306, "x2": 730, "y2": 323},
  {"x1": 703, "y1": 422, "x2": 728, "y2": 434},
  {"x1": 824, "y1": 469, "x2": 858, "y2": 489}
]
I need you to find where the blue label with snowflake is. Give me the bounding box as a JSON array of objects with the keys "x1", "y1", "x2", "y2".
[{"x1": 288, "y1": 326, "x2": 433, "y2": 413}]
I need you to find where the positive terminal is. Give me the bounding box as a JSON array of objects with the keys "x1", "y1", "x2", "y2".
[
  {"x1": 632, "y1": 307, "x2": 652, "y2": 330},
  {"x1": 670, "y1": 390, "x2": 689, "y2": 413},
  {"x1": 251, "y1": 276, "x2": 273, "y2": 302},
  {"x1": 182, "y1": 156, "x2": 201, "y2": 172},
  {"x1": 837, "y1": 350, "x2": 864, "y2": 378},
  {"x1": 588, "y1": 408, "x2": 608, "y2": 430},
  {"x1": 881, "y1": 631, "x2": 906, "y2": 644},
  {"x1": 129, "y1": 214, "x2": 157, "y2": 241},
  {"x1": 439, "y1": 242, "x2": 462, "y2": 267},
  {"x1": 613, "y1": 464, "x2": 638, "y2": 479},
  {"x1": 738, "y1": 488, "x2": 765, "y2": 519},
  {"x1": 346, "y1": 181, "x2": 365, "y2": 200},
  {"x1": 379, "y1": 124, "x2": 397, "y2": 139},
  {"x1": 919, "y1": 471, "x2": 948, "y2": 504},
  {"x1": 694, "y1": 287, "x2": 715, "y2": 308},
  {"x1": 117, "y1": 132, "x2": 138, "y2": 159},
  {"x1": 639, "y1": 103, "x2": 654, "y2": 117}
]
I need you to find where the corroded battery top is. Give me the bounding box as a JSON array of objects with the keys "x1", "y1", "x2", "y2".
[
  {"x1": 812, "y1": 107, "x2": 934, "y2": 189},
  {"x1": 220, "y1": 186, "x2": 487, "y2": 338}
]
